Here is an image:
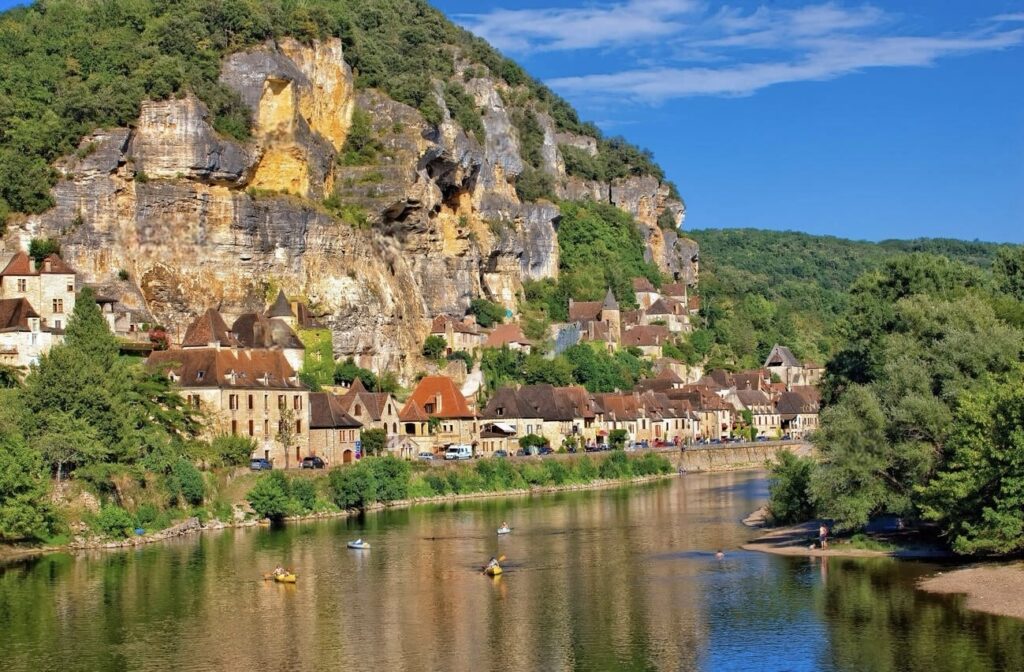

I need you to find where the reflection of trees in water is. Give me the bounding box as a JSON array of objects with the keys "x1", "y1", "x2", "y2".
[{"x1": 816, "y1": 559, "x2": 1024, "y2": 672}]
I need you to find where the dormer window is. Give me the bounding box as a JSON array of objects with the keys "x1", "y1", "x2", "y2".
[
  {"x1": 17, "y1": 279, "x2": 26, "y2": 292},
  {"x1": 196, "y1": 371, "x2": 205, "y2": 381}
]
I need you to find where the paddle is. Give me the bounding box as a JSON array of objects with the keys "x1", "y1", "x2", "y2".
[{"x1": 482, "y1": 555, "x2": 506, "y2": 573}]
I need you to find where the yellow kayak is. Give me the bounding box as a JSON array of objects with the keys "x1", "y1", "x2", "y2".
[
  {"x1": 484, "y1": 565, "x2": 503, "y2": 576},
  {"x1": 273, "y1": 573, "x2": 298, "y2": 583}
]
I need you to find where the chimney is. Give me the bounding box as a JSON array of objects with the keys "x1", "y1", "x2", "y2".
[
  {"x1": 463, "y1": 314, "x2": 477, "y2": 327},
  {"x1": 29, "y1": 257, "x2": 37, "y2": 273},
  {"x1": 43, "y1": 259, "x2": 51, "y2": 273}
]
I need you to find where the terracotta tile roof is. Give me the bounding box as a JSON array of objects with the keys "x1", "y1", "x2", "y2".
[
  {"x1": 405, "y1": 375, "x2": 474, "y2": 419},
  {"x1": 431, "y1": 314, "x2": 480, "y2": 336},
  {"x1": 568, "y1": 300, "x2": 604, "y2": 322},
  {"x1": 0, "y1": 298, "x2": 39, "y2": 332},
  {"x1": 231, "y1": 313, "x2": 304, "y2": 350},
  {"x1": 556, "y1": 386, "x2": 600, "y2": 419},
  {"x1": 646, "y1": 298, "x2": 673, "y2": 315},
  {"x1": 0, "y1": 252, "x2": 33, "y2": 276},
  {"x1": 309, "y1": 393, "x2": 361, "y2": 429},
  {"x1": 656, "y1": 367, "x2": 684, "y2": 384},
  {"x1": 622, "y1": 325, "x2": 670, "y2": 347},
  {"x1": 337, "y1": 378, "x2": 396, "y2": 421},
  {"x1": 632, "y1": 277, "x2": 656, "y2": 293},
  {"x1": 593, "y1": 393, "x2": 643, "y2": 421},
  {"x1": 519, "y1": 384, "x2": 578, "y2": 422},
  {"x1": 735, "y1": 389, "x2": 772, "y2": 409},
  {"x1": 484, "y1": 323, "x2": 531, "y2": 349},
  {"x1": 39, "y1": 254, "x2": 75, "y2": 274},
  {"x1": 398, "y1": 399, "x2": 429, "y2": 422},
  {"x1": 146, "y1": 348, "x2": 303, "y2": 390},
  {"x1": 687, "y1": 295, "x2": 701, "y2": 311},
  {"x1": 777, "y1": 390, "x2": 820, "y2": 418},
  {"x1": 622, "y1": 309, "x2": 643, "y2": 327},
  {"x1": 181, "y1": 309, "x2": 239, "y2": 348},
  {"x1": 662, "y1": 282, "x2": 686, "y2": 298},
  {"x1": 732, "y1": 370, "x2": 768, "y2": 391},
  {"x1": 789, "y1": 386, "x2": 822, "y2": 404}
]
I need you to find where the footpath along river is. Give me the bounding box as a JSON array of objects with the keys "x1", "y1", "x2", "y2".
[{"x1": 1, "y1": 471, "x2": 1022, "y2": 672}]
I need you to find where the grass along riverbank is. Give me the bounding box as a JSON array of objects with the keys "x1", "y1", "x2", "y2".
[{"x1": 1, "y1": 451, "x2": 676, "y2": 560}]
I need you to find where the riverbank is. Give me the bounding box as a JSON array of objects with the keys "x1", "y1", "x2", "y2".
[
  {"x1": 741, "y1": 520, "x2": 953, "y2": 559},
  {"x1": 918, "y1": 564, "x2": 1024, "y2": 620},
  {"x1": 0, "y1": 471, "x2": 680, "y2": 563}
]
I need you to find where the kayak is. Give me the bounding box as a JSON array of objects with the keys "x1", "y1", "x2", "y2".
[
  {"x1": 497, "y1": 527, "x2": 511, "y2": 535},
  {"x1": 273, "y1": 573, "x2": 297, "y2": 583},
  {"x1": 484, "y1": 565, "x2": 503, "y2": 576},
  {"x1": 347, "y1": 540, "x2": 371, "y2": 550}
]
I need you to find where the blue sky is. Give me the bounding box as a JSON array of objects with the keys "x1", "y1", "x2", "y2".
[
  {"x1": 435, "y1": 0, "x2": 1024, "y2": 242},
  {"x1": 0, "y1": 1, "x2": 1021, "y2": 242}
]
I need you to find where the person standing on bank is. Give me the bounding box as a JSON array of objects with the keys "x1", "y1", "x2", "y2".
[{"x1": 819, "y1": 523, "x2": 829, "y2": 550}]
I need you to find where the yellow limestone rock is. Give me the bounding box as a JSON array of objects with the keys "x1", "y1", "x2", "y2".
[{"x1": 280, "y1": 37, "x2": 355, "y2": 151}]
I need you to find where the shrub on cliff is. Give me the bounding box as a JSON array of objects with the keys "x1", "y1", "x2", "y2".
[{"x1": 166, "y1": 459, "x2": 205, "y2": 507}]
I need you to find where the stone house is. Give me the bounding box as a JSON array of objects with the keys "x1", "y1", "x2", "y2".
[
  {"x1": 641, "y1": 297, "x2": 692, "y2": 333},
  {"x1": 335, "y1": 378, "x2": 403, "y2": 437},
  {"x1": 668, "y1": 387, "x2": 734, "y2": 440},
  {"x1": 231, "y1": 312, "x2": 306, "y2": 373},
  {"x1": 483, "y1": 323, "x2": 532, "y2": 353},
  {"x1": 621, "y1": 325, "x2": 671, "y2": 359},
  {"x1": 732, "y1": 389, "x2": 781, "y2": 439},
  {"x1": 0, "y1": 252, "x2": 77, "y2": 332},
  {"x1": 632, "y1": 277, "x2": 660, "y2": 310},
  {"x1": 568, "y1": 289, "x2": 621, "y2": 351},
  {"x1": 430, "y1": 314, "x2": 484, "y2": 355},
  {"x1": 776, "y1": 389, "x2": 820, "y2": 438},
  {"x1": 764, "y1": 344, "x2": 823, "y2": 389},
  {"x1": 479, "y1": 386, "x2": 542, "y2": 454},
  {"x1": 592, "y1": 393, "x2": 648, "y2": 443},
  {"x1": 401, "y1": 375, "x2": 478, "y2": 452},
  {"x1": 147, "y1": 347, "x2": 310, "y2": 467},
  {"x1": 0, "y1": 298, "x2": 58, "y2": 369},
  {"x1": 308, "y1": 392, "x2": 362, "y2": 465}
]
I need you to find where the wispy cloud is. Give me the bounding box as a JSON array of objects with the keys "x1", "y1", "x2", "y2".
[{"x1": 456, "y1": 2, "x2": 1024, "y2": 100}]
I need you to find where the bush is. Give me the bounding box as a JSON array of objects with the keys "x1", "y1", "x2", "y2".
[
  {"x1": 608, "y1": 429, "x2": 629, "y2": 450},
  {"x1": 361, "y1": 428, "x2": 388, "y2": 457},
  {"x1": 632, "y1": 452, "x2": 672, "y2": 476},
  {"x1": 515, "y1": 167, "x2": 555, "y2": 203},
  {"x1": 134, "y1": 503, "x2": 160, "y2": 528},
  {"x1": 519, "y1": 462, "x2": 549, "y2": 486},
  {"x1": 328, "y1": 462, "x2": 378, "y2": 509},
  {"x1": 574, "y1": 456, "x2": 599, "y2": 481},
  {"x1": 423, "y1": 472, "x2": 450, "y2": 495},
  {"x1": 93, "y1": 505, "x2": 135, "y2": 539},
  {"x1": 366, "y1": 456, "x2": 410, "y2": 502},
  {"x1": 248, "y1": 471, "x2": 291, "y2": 521},
  {"x1": 600, "y1": 450, "x2": 633, "y2": 479},
  {"x1": 768, "y1": 451, "x2": 816, "y2": 524},
  {"x1": 209, "y1": 435, "x2": 255, "y2": 467},
  {"x1": 543, "y1": 460, "x2": 570, "y2": 485},
  {"x1": 290, "y1": 478, "x2": 317, "y2": 514},
  {"x1": 469, "y1": 298, "x2": 506, "y2": 329},
  {"x1": 423, "y1": 335, "x2": 447, "y2": 359},
  {"x1": 167, "y1": 460, "x2": 205, "y2": 506},
  {"x1": 519, "y1": 434, "x2": 549, "y2": 450},
  {"x1": 28, "y1": 238, "x2": 60, "y2": 262}
]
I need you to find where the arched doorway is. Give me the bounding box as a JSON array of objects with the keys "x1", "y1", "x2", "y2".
[{"x1": 343, "y1": 449, "x2": 354, "y2": 464}]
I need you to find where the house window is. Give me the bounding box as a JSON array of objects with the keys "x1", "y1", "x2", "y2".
[
  {"x1": 264, "y1": 395, "x2": 269, "y2": 410},
  {"x1": 248, "y1": 420, "x2": 254, "y2": 436},
  {"x1": 278, "y1": 395, "x2": 286, "y2": 409},
  {"x1": 354, "y1": 403, "x2": 362, "y2": 416},
  {"x1": 293, "y1": 395, "x2": 301, "y2": 410},
  {"x1": 67, "y1": 283, "x2": 74, "y2": 293},
  {"x1": 405, "y1": 423, "x2": 416, "y2": 435},
  {"x1": 229, "y1": 394, "x2": 238, "y2": 410},
  {"x1": 496, "y1": 408, "x2": 504, "y2": 417},
  {"x1": 196, "y1": 371, "x2": 204, "y2": 381},
  {"x1": 264, "y1": 419, "x2": 270, "y2": 436},
  {"x1": 392, "y1": 423, "x2": 397, "y2": 434},
  {"x1": 52, "y1": 299, "x2": 64, "y2": 314},
  {"x1": 248, "y1": 395, "x2": 254, "y2": 410},
  {"x1": 231, "y1": 420, "x2": 238, "y2": 436},
  {"x1": 17, "y1": 279, "x2": 26, "y2": 292},
  {"x1": 295, "y1": 420, "x2": 302, "y2": 435}
]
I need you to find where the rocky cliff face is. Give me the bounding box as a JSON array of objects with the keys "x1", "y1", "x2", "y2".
[{"x1": 6, "y1": 38, "x2": 696, "y2": 379}]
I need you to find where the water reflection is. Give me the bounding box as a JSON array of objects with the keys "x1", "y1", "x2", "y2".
[{"x1": 1, "y1": 472, "x2": 1020, "y2": 672}]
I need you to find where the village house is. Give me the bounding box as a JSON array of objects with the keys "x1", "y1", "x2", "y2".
[
  {"x1": 621, "y1": 325, "x2": 671, "y2": 359},
  {"x1": 401, "y1": 375, "x2": 477, "y2": 453},
  {"x1": 567, "y1": 289, "x2": 621, "y2": 351},
  {"x1": 640, "y1": 297, "x2": 692, "y2": 333},
  {"x1": 479, "y1": 384, "x2": 599, "y2": 452},
  {"x1": 231, "y1": 310, "x2": 306, "y2": 373},
  {"x1": 334, "y1": 378, "x2": 403, "y2": 437},
  {"x1": 0, "y1": 298, "x2": 57, "y2": 369},
  {"x1": 483, "y1": 323, "x2": 532, "y2": 353},
  {"x1": 764, "y1": 344, "x2": 824, "y2": 389},
  {"x1": 776, "y1": 389, "x2": 821, "y2": 438},
  {"x1": 479, "y1": 386, "x2": 542, "y2": 454},
  {"x1": 731, "y1": 389, "x2": 781, "y2": 439},
  {"x1": 308, "y1": 392, "x2": 362, "y2": 465},
  {"x1": 93, "y1": 294, "x2": 151, "y2": 343},
  {"x1": 147, "y1": 347, "x2": 310, "y2": 467},
  {"x1": 632, "y1": 277, "x2": 660, "y2": 310},
  {"x1": 668, "y1": 386, "x2": 734, "y2": 441},
  {"x1": 0, "y1": 252, "x2": 77, "y2": 332},
  {"x1": 430, "y1": 314, "x2": 484, "y2": 355}
]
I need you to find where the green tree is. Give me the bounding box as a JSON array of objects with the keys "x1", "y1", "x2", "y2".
[
  {"x1": 422, "y1": 335, "x2": 447, "y2": 360},
  {"x1": 608, "y1": 429, "x2": 628, "y2": 450},
  {"x1": 360, "y1": 428, "x2": 387, "y2": 457},
  {"x1": 0, "y1": 417, "x2": 51, "y2": 541},
  {"x1": 469, "y1": 298, "x2": 506, "y2": 329},
  {"x1": 920, "y1": 375, "x2": 1024, "y2": 555},
  {"x1": 522, "y1": 353, "x2": 573, "y2": 386},
  {"x1": 328, "y1": 461, "x2": 379, "y2": 509},
  {"x1": 767, "y1": 451, "x2": 816, "y2": 524},
  {"x1": 208, "y1": 435, "x2": 256, "y2": 467},
  {"x1": 992, "y1": 246, "x2": 1024, "y2": 301},
  {"x1": 247, "y1": 471, "x2": 290, "y2": 521}
]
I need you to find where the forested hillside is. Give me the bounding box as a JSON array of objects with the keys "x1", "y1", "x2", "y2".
[{"x1": 688, "y1": 228, "x2": 1007, "y2": 369}]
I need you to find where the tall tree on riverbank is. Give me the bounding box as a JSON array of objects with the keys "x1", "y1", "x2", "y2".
[{"x1": 0, "y1": 391, "x2": 51, "y2": 540}]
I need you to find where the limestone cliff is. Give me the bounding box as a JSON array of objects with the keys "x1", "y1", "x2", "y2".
[{"x1": 5, "y1": 37, "x2": 696, "y2": 379}]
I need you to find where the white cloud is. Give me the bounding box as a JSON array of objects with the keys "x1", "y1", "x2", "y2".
[
  {"x1": 456, "y1": 0, "x2": 701, "y2": 52},
  {"x1": 457, "y1": 2, "x2": 1024, "y2": 101}
]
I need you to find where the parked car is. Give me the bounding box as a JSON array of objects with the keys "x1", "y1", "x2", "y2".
[
  {"x1": 250, "y1": 458, "x2": 273, "y2": 471},
  {"x1": 538, "y1": 446, "x2": 554, "y2": 456},
  {"x1": 300, "y1": 456, "x2": 327, "y2": 469},
  {"x1": 493, "y1": 450, "x2": 509, "y2": 458},
  {"x1": 417, "y1": 452, "x2": 436, "y2": 461},
  {"x1": 781, "y1": 434, "x2": 792, "y2": 440},
  {"x1": 444, "y1": 445, "x2": 473, "y2": 460},
  {"x1": 585, "y1": 444, "x2": 602, "y2": 453},
  {"x1": 756, "y1": 436, "x2": 769, "y2": 442}
]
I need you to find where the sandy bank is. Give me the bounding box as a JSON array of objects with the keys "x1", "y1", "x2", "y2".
[
  {"x1": 919, "y1": 564, "x2": 1024, "y2": 620},
  {"x1": 742, "y1": 521, "x2": 952, "y2": 559}
]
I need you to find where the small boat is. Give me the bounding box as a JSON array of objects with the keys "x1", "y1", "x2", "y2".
[
  {"x1": 347, "y1": 539, "x2": 371, "y2": 550},
  {"x1": 484, "y1": 564, "x2": 503, "y2": 576},
  {"x1": 273, "y1": 573, "x2": 297, "y2": 583},
  {"x1": 497, "y1": 527, "x2": 511, "y2": 535}
]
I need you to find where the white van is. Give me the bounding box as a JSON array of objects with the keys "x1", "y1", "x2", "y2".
[{"x1": 444, "y1": 445, "x2": 474, "y2": 460}]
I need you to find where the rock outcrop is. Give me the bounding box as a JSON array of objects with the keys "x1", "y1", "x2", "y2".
[{"x1": 6, "y1": 37, "x2": 696, "y2": 380}]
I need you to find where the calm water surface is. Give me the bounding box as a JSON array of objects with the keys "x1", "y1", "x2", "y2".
[{"x1": 2, "y1": 472, "x2": 1022, "y2": 671}]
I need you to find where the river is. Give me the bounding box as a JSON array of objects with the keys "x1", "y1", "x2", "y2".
[{"x1": 2, "y1": 471, "x2": 1021, "y2": 671}]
